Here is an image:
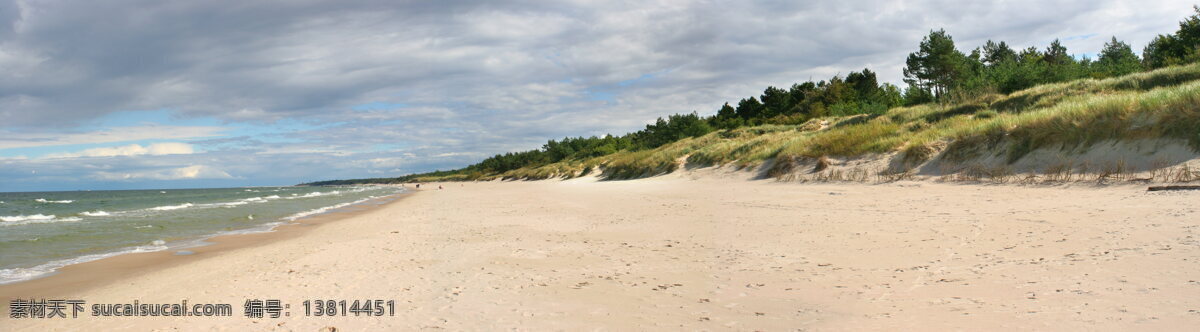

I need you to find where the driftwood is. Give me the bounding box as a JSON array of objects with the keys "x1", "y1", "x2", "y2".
[{"x1": 1147, "y1": 185, "x2": 1200, "y2": 191}]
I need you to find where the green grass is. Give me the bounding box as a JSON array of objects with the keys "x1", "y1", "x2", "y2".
[
  {"x1": 431, "y1": 63, "x2": 1200, "y2": 182},
  {"x1": 686, "y1": 125, "x2": 811, "y2": 167},
  {"x1": 947, "y1": 78, "x2": 1200, "y2": 162}
]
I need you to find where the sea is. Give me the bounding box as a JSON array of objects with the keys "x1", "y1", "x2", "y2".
[{"x1": 0, "y1": 185, "x2": 404, "y2": 284}]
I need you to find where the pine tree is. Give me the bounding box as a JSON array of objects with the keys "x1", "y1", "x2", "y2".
[
  {"x1": 981, "y1": 40, "x2": 1017, "y2": 66},
  {"x1": 759, "y1": 86, "x2": 792, "y2": 118},
  {"x1": 1143, "y1": 6, "x2": 1200, "y2": 68},
  {"x1": 845, "y1": 68, "x2": 879, "y2": 99},
  {"x1": 716, "y1": 103, "x2": 736, "y2": 119},
  {"x1": 1096, "y1": 37, "x2": 1141, "y2": 77},
  {"x1": 1144, "y1": 34, "x2": 1184, "y2": 68},
  {"x1": 734, "y1": 97, "x2": 763, "y2": 120},
  {"x1": 1043, "y1": 39, "x2": 1072, "y2": 65},
  {"x1": 903, "y1": 29, "x2": 968, "y2": 99}
]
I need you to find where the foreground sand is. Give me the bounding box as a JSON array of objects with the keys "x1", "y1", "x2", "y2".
[{"x1": 3, "y1": 174, "x2": 1200, "y2": 330}]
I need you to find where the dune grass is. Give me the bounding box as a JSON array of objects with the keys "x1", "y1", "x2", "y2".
[{"x1": 424, "y1": 63, "x2": 1200, "y2": 182}]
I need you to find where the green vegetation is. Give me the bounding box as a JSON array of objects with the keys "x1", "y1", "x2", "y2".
[
  {"x1": 302, "y1": 8, "x2": 1200, "y2": 186},
  {"x1": 1144, "y1": 6, "x2": 1200, "y2": 69}
]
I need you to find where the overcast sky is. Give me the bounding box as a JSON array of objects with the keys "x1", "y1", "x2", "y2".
[{"x1": 0, "y1": 0, "x2": 1193, "y2": 191}]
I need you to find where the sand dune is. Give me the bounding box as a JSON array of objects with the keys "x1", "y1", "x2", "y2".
[{"x1": 3, "y1": 175, "x2": 1199, "y2": 330}]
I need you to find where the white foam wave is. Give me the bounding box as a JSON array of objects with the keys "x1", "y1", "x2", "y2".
[
  {"x1": 0, "y1": 214, "x2": 55, "y2": 222},
  {"x1": 209, "y1": 201, "x2": 248, "y2": 207},
  {"x1": 34, "y1": 198, "x2": 73, "y2": 204},
  {"x1": 216, "y1": 221, "x2": 284, "y2": 236},
  {"x1": 80, "y1": 210, "x2": 111, "y2": 217},
  {"x1": 0, "y1": 240, "x2": 169, "y2": 284},
  {"x1": 0, "y1": 214, "x2": 82, "y2": 226},
  {"x1": 283, "y1": 197, "x2": 373, "y2": 221},
  {"x1": 200, "y1": 195, "x2": 283, "y2": 208},
  {"x1": 148, "y1": 203, "x2": 193, "y2": 211},
  {"x1": 293, "y1": 190, "x2": 341, "y2": 199}
]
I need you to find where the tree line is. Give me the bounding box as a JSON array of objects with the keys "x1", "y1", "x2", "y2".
[
  {"x1": 305, "y1": 7, "x2": 1200, "y2": 184},
  {"x1": 904, "y1": 6, "x2": 1200, "y2": 101},
  {"x1": 462, "y1": 67, "x2": 904, "y2": 175}
]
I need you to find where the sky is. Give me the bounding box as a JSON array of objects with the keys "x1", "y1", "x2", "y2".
[{"x1": 0, "y1": 0, "x2": 1194, "y2": 191}]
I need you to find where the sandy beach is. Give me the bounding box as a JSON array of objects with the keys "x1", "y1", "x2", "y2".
[{"x1": 3, "y1": 173, "x2": 1199, "y2": 330}]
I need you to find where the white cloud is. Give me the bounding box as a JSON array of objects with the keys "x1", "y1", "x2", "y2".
[
  {"x1": 45, "y1": 142, "x2": 195, "y2": 159},
  {"x1": 92, "y1": 165, "x2": 233, "y2": 181},
  {"x1": 0, "y1": 125, "x2": 225, "y2": 150}
]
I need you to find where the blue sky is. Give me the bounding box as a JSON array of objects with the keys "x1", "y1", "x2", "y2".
[{"x1": 0, "y1": 0, "x2": 1194, "y2": 191}]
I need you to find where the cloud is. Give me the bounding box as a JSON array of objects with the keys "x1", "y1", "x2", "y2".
[
  {"x1": 0, "y1": 125, "x2": 225, "y2": 149},
  {"x1": 92, "y1": 165, "x2": 233, "y2": 181},
  {"x1": 45, "y1": 142, "x2": 195, "y2": 159}
]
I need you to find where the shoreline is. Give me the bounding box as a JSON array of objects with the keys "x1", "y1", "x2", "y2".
[{"x1": 0, "y1": 191, "x2": 411, "y2": 299}]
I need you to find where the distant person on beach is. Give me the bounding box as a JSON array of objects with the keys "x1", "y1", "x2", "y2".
[{"x1": 416, "y1": 183, "x2": 421, "y2": 189}]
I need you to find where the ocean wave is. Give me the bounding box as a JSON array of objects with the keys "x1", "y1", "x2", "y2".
[
  {"x1": 0, "y1": 240, "x2": 168, "y2": 284},
  {"x1": 35, "y1": 198, "x2": 73, "y2": 204},
  {"x1": 199, "y1": 195, "x2": 282, "y2": 209},
  {"x1": 148, "y1": 203, "x2": 194, "y2": 211},
  {"x1": 292, "y1": 190, "x2": 340, "y2": 199},
  {"x1": 215, "y1": 221, "x2": 285, "y2": 236},
  {"x1": 80, "y1": 210, "x2": 111, "y2": 217},
  {"x1": 208, "y1": 201, "x2": 249, "y2": 207},
  {"x1": 283, "y1": 197, "x2": 373, "y2": 221},
  {"x1": 1, "y1": 214, "x2": 56, "y2": 222},
  {"x1": 1, "y1": 214, "x2": 83, "y2": 226},
  {"x1": 245, "y1": 195, "x2": 281, "y2": 201}
]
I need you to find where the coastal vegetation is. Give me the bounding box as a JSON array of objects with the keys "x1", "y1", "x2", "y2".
[{"x1": 304, "y1": 7, "x2": 1200, "y2": 186}]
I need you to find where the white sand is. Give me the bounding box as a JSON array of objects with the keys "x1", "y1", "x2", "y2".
[{"x1": 4, "y1": 175, "x2": 1200, "y2": 330}]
